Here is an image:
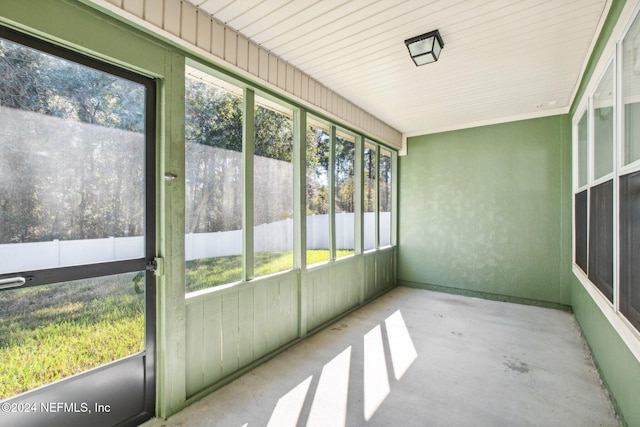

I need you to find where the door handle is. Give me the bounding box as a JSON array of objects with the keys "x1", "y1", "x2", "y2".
[{"x1": 0, "y1": 276, "x2": 26, "y2": 290}]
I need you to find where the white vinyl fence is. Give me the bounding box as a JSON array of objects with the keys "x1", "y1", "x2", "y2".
[{"x1": 1, "y1": 213, "x2": 391, "y2": 274}]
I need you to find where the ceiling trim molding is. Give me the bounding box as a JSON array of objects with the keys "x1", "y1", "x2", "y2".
[{"x1": 400, "y1": 106, "x2": 570, "y2": 156}]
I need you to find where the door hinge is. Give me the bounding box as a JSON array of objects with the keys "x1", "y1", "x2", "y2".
[{"x1": 146, "y1": 257, "x2": 164, "y2": 277}]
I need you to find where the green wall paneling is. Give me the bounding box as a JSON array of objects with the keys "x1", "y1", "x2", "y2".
[
  {"x1": 399, "y1": 115, "x2": 571, "y2": 305},
  {"x1": 306, "y1": 257, "x2": 362, "y2": 331},
  {"x1": 362, "y1": 248, "x2": 396, "y2": 301},
  {"x1": 184, "y1": 271, "x2": 300, "y2": 399},
  {"x1": 572, "y1": 278, "x2": 640, "y2": 426}
]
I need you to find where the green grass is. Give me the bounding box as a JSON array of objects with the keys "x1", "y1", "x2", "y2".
[
  {"x1": 0, "y1": 273, "x2": 144, "y2": 399},
  {"x1": 1, "y1": 250, "x2": 356, "y2": 399},
  {"x1": 185, "y1": 249, "x2": 355, "y2": 293}
]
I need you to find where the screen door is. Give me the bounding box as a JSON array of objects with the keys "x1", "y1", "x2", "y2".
[{"x1": 0, "y1": 27, "x2": 156, "y2": 427}]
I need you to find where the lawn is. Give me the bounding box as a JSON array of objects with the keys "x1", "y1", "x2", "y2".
[
  {"x1": 0, "y1": 272, "x2": 145, "y2": 399},
  {"x1": 1, "y1": 250, "x2": 353, "y2": 399}
]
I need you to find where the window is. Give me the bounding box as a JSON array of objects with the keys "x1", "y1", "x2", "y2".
[
  {"x1": 185, "y1": 69, "x2": 243, "y2": 293},
  {"x1": 254, "y1": 95, "x2": 294, "y2": 276},
  {"x1": 578, "y1": 110, "x2": 589, "y2": 188},
  {"x1": 623, "y1": 12, "x2": 640, "y2": 167},
  {"x1": 588, "y1": 62, "x2": 615, "y2": 303},
  {"x1": 573, "y1": 9, "x2": 640, "y2": 334},
  {"x1": 306, "y1": 117, "x2": 331, "y2": 265},
  {"x1": 619, "y1": 171, "x2": 640, "y2": 329},
  {"x1": 335, "y1": 130, "x2": 356, "y2": 258},
  {"x1": 184, "y1": 67, "x2": 397, "y2": 288},
  {"x1": 594, "y1": 63, "x2": 615, "y2": 180},
  {"x1": 364, "y1": 142, "x2": 377, "y2": 251},
  {"x1": 620, "y1": 12, "x2": 640, "y2": 330},
  {"x1": 574, "y1": 190, "x2": 588, "y2": 274},
  {"x1": 588, "y1": 180, "x2": 614, "y2": 302},
  {"x1": 574, "y1": 60, "x2": 615, "y2": 304},
  {"x1": 379, "y1": 148, "x2": 393, "y2": 247}
]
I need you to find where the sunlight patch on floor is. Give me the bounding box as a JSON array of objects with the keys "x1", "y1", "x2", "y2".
[
  {"x1": 363, "y1": 324, "x2": 391, "y2": 420},
  {"x1": 385, "y1": 310, "x2": 417, "y2": 380},
  {"x1": 266, "y1": 376, "x2": 313, "y2": 427},
  {"x1": 306, "y1": 346, "x2": 352, "y2": 427}
]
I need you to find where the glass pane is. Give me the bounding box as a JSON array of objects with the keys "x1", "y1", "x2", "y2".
[
  {"x1": 577, "y1": 111, "x2": 589, "y2": 187},
  {"x1": 623, "y1": 13, "x2": 640, "y2": 166},
  {"x1": 620, "y1": 171, "x2": 640, "y2": 330},
  {"x1": 0, "y1": 272, "x2": 145, "y2": 399},
  {"x1": 588, "y1": 180, "x2": 614, "y2": 303},
  {"x1": 574, "y1": 190, "x2": 588, "y2": 274},
  {"x1": 594, "y1": 63, "x2": 614, "y2": 179},
  {"x1": 335, "y1": 131, "x2": 356, "y2": 258},
  {"x1": 379, "y1": 149, "x2": 392, "y2": 247},
  {"x1": 364, "y1": 142, "x2": 377, "y2": 251},
  {"x1": 254, "y1": 96, "x2": 294, "y2": 276},
  {"x1": 184, "y1": 71, "x2": 243, "y2": 293},
  {"x1": 0, "y1": 38, "x2": 146, "y2": 274},
  {"x1": 306, "y1": 118, "x2": 330, "y2": 265}
]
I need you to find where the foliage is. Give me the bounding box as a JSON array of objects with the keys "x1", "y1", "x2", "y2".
[{"x1": 0, "y1": 39, "x2": 146, "y2": 243}]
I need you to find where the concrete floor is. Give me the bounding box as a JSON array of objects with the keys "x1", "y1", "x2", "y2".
[{"x1": 141, "y1": 287, "x2": 621, "y2": 427}]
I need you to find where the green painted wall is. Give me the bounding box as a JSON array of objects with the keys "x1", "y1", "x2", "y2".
[
  {"x1": 572, "y1": 278, "x2": 640, "y2": 426},
  {"x1": 398, "y1": 115, "x2": 572, "y2": 306}
]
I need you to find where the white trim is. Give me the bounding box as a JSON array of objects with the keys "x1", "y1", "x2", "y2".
[
  {"x1": 568, "y1": 0, "x2": 614, "y2": 110},
  {"x1": 619, "y1": 160, "x2": 640, "y2": 175},
  {"x1": 574, "y1": 105, "x2": 589, "y2": 192},
  {"x1": 574, "y1": 0, "x2": 640, "y2": 117},
  {"x1": 573, "y1": 265, "x2": 640, "y2": 364},
  {"x1": 401, "y1": 107, "x2": 568, "y2": 142}
]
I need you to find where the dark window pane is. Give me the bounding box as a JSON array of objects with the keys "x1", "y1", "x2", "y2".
[
  {"x1": 588, "y1": 180, "x2": 614, "y2": 302},
  {"x1": 574, "y1": 190, "x2": 588, "y2": 274},
  {"x1": 620, "y1": 172, "x2": 640, "y2": 329}
]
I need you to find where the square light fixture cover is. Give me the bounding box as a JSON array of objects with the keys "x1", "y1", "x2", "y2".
[{"x1": 405, "y1": 30, "x2": 444, "y2": 66}]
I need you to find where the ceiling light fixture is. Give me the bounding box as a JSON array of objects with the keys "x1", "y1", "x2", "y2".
[{"x1": 404, "y1": 30, "x2": 444, "y2": 66}]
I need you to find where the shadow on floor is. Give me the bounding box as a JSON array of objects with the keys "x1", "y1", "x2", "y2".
[{"x1": 141, "y1": 286, "x2": 621, "y2": 427}]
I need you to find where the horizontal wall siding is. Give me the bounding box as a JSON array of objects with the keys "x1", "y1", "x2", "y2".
[
  {"x1": 185, "y1": 272, "x2": 299, "y2": 398},
  {"x1": 91, "y1": 0, "x2": 402, "y2": 149}
]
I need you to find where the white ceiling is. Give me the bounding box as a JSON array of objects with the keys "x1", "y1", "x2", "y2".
[{"x1": 187, "y1": 0, "x2": 609, "y2": 136}]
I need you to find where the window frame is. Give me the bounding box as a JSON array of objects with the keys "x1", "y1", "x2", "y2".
[
  {"x1": 184, "y1": 59, "x2": 397, "y2": 295},
  {"x1": 572, "y1": 4, "x2": 640, "y2": 344}
]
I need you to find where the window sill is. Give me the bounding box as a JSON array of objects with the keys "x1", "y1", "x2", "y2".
[{"x1": 573, "y1": 264, "x2": 640, "y2": 364}]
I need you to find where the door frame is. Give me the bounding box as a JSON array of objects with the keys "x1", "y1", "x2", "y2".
[{"x1": 0, "y1": 25, "x2": 156, "y2": 427}]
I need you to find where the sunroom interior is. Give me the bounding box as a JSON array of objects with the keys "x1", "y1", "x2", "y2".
[{"x1": 1, "y1": 0, "x2": 639, "y2": 426}]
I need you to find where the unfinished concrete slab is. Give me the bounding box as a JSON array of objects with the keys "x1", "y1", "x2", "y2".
[{"x1": 142, "y1": 287, "x2": 621, "y2": 427}]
